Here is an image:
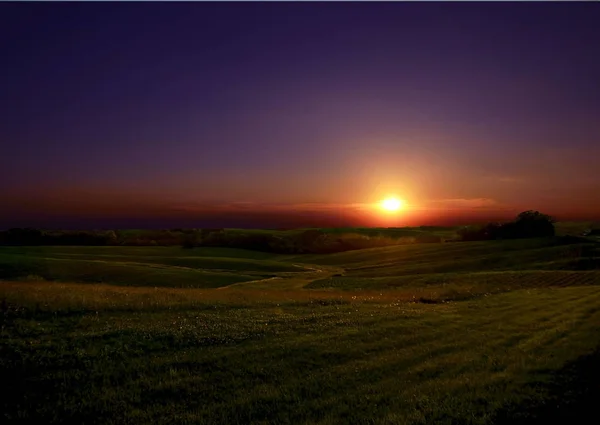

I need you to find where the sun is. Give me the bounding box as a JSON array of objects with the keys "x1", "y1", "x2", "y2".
[{"x1": 380, "y1": 197, "x2": 404, "y2": 212}]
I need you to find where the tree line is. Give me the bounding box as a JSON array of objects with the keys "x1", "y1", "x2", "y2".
[{"x1": 0, "y1": 210, "x2": 563, "y2": 253}]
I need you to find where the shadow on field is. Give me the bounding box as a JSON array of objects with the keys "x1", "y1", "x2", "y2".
[{"x1": 494, "y1": 347, "x2": 600, "y2": 424}]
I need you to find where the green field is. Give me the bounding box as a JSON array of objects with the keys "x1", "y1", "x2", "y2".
[{"x1": 2, "y1": 236, "x2": 600, "y2": 424}]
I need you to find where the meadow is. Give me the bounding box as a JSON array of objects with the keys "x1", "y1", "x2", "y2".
[{"x1": 2, "y1": 231, "x2": 600, "y2": 424}]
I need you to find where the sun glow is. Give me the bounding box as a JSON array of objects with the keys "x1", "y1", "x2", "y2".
[{"x1": 380, "y1": 197, "x2": 404, "y2": 212}]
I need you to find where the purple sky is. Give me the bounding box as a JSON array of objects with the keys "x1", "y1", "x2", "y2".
[{"x1": 1, "y1": 2, "x2": 599, "y2": 229}]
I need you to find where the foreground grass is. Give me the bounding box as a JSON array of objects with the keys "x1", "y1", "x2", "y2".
[
  {"x1": 2, "y1": 282, "x2": 600, "y2": 424},
  {"x1": 2, "y1": 238, "x2": 600, "y2": 423}
]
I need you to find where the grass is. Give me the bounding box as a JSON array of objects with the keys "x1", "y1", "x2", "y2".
[
  {"x1": 0, "y1": 246, "x2": 303, "y2": 288},
  {"x1": 299, "y1": 237, "x2": 599, "y2": 272},
  {"x1": 306, "y1": 270, "x2": 600, "y2": 302},
  {"x1": 1, "y1": 245, "x2": 285, "y2": 260},
  {"x1": 3, "y1": 284, "x2": 600, "y2": 424},
  {"x1": 2, "y1": 235, "x2": 600, "y2": 424}
]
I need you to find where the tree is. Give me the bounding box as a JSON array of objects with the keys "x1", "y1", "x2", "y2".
[
  {"x1": 456, "y1": 210, "x2": 556, "y2": 241},
  {"x1": 512, "y1": 210, "x2": 555, "y2": 238},
  {"x1": 515, "y1": 210, "x2": 555, "y2": 224}
]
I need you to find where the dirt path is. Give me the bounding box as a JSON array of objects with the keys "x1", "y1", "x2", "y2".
[
  {"x1": 218, "y1": 263, "x2": 343, "y2": 291},
  {"x1": 292, "y1": 264, "x2": 324, "y2": 273},
  {"x1": 217, "y1": 276, "x2": 283, "y2": 290}
]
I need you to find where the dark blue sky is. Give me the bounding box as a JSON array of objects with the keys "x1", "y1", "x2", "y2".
[{"x1": 2, "y1": 2, "x2": 599, "y2": 228}]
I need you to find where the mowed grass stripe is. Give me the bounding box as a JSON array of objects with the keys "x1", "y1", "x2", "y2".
[
  {"x1": 293, "y1": 288, "x2": 600, "y2": 384},
  {"x1": 192, "y1": 286, "x2": 596, "y2": 422},
  {"x1": 3, "y1": 284, "x2": 600, "y2": 424},
  {"x1": 307, "y1": 270, "x2": 600, "y2": 293},
  {"x1": 257, "y1": 288, "x2": 600, "y2": 424}
]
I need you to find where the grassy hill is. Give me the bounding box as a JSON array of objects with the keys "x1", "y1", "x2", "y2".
[
  {"x1": 295, "y1": 236, "x2": 597, "y2": 268},
  {"x1": 1, "y1": 235, "x2": 599, "y2": 292},
  {"x1": 0, "y1": 246, "x2": 300, "y2": 288},
  {"x1": 2, "y1": 234, "x2": 600, "y2": 424}
]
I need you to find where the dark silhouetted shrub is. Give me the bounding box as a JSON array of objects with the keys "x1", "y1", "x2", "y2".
[{"x1": 457, "y1": 211, "x2": 555, "y2": 241}]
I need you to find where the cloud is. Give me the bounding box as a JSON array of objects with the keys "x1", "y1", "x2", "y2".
[
  {"x1": 170, "y1": 198, "x2": 509, "y2": 216},
  {"x1": 170, "y1": 201, "x2": 375, "y2": 213},
  {"x1": 424, "y1": 198, "x2": 500, "y2": 210}
]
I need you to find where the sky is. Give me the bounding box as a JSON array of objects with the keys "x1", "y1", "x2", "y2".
[{"x1": 1, "y1": 2, "x2": 599, "y2": 229}]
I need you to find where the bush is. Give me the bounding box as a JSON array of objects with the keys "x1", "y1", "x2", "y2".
[
  {"x1": 182, "y1": 231, "x2": 202, "y2": 249},
  {"x1": 457, "y1": 223, "x2": 502, "y2": 241},
  {"x1": 512, "y1": 210, "x2": 555, "y2": 238},
  {"x1": 457, "y1": 211, "x2": 555, "y2": 241}
]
